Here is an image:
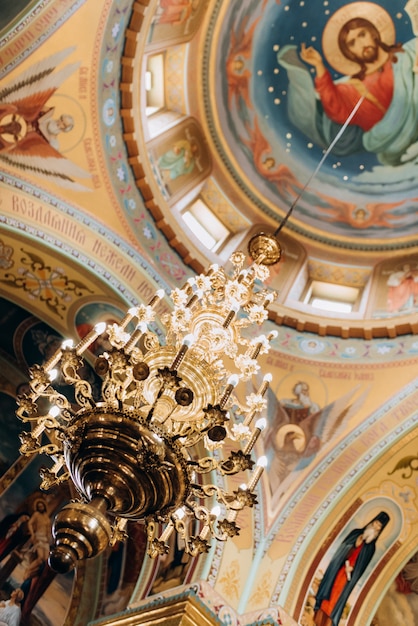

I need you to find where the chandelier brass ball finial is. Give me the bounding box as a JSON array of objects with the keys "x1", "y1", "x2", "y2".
[
  {"x1": 248, "y1": 232, "x2": 282, "y2": 266},
  {"x1": 16, "y1": 248, "x2": 278, "y2": 572}
]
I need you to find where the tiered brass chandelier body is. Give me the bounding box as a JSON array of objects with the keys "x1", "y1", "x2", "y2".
[{"x1": 17, "y1": 241, "x2": 279, "y2": 574}]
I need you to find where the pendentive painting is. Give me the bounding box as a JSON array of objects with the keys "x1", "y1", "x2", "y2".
[{"x1": 0, "y1": 47, "x2": 91, "y2": 192}]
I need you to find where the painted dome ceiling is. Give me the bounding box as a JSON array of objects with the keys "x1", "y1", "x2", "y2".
[
  {"x1": 205, "y1": 0, "x2": 418, "y2": 247},
  {"x1": 112, "y1": 0, "x2": 418, "y2": 338},
  {"x1": 2, "y1": 2, "x2": 418, "y2": 625}
]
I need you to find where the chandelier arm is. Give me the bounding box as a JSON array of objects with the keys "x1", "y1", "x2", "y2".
[
  {"x1": 189, "y1": 482, "x2": 237, "y2": 509},
  {"x1": 110, "y1": 518, "x2": 129, "y2": 545},
  {"x1": 187, "y1": 457, "x2": 219, "y2": 473},
  {"x1": 74, "y1": 322, "x2": 106, "y2": 355},
  {"x1": 219, "y1": 451, "x2": 254, "y2": 474},
  {"x1": 28, "y1": 365, "x2": 55, "y2": 397},
  {"x1": 16, "y1": 407, "x2": 44, "y2": 424},
  {"x1": 243, "y1": 424, "x2": 264, "y2": 455},
  {"x1": 19, "y1": 436, "x2": 61, "y2": 457},
  {"x1": 73, "y1": 380, "x2": 95, "y2": 409},
  {"x1": 40, "y1": 462, "x2": 69, "y2": 490},
  {"x1": 146, "y1": 520, "x2": 169, "y2": 558},
  {"x1": 60, "y1": 350, "x2": 84, "y2": 384},
  {"x1": 172, "y1": 427, "x2": 202, "y2": 446},
  {"x1": 171, "y1": 514, "x2": 211, "y2": 557},
  {"x1": 45, "y1": 391, "x2": 73, "y2": 416},
  {"x1": 17, "y1": 398, "x2": 39, "y2": 420},
  {"x1": 172, "y1": 516, "x2": 193, "y2": 553},
  {"x1": 145, "y1": 382, "x2": 165, "y2": 422},
  {"x1": 243, "y1": 376, "x2": 272, "y2": 427},
  {"x1": 121, "y1": 290, "x2": 165, "y2": 335},
  {"x1": 123, "y1": 324, "x2": 146, "y2": 353}
]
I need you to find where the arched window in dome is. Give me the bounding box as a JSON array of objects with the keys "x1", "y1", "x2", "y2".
[
  {"x1": 182, "y1": 199, "x2": 230, "y2": 252},
  {"x1": 304, "y1": 281, "x2": 361, "y2": 314}
]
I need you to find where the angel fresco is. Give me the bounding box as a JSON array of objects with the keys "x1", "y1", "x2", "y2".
[
  {"x1": 225, "y1": 0, "x2": 273, "y2": 111},
  {"x1": 0, "y1": 47, "x2": 91, "y2": 191},
  {"x1": 153, "y1": 0, "x2": 199, "y2": 27},
  {"x1": 277, "y1": 1, "x2": 418, "y2": 166},
  {"x1": 149, "y1": 0, "x2": 208, "y2": 44},
  {"x1": 226, "y1": 13, "x2": 259, "y2": 110},
  {"x1": 265, "y1": 384, "x2": 367, "y2": 501},
  {"x1": 386, "y1": 262, "x2": 418, "y2": 313},
  {"x1": 158, "y1": 139, "x2": 198, "y2": 182}
]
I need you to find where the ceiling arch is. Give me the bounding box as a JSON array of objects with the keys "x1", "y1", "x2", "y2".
[{"x1": 1, "y1": 1, "x2": 418, "y2": 625}]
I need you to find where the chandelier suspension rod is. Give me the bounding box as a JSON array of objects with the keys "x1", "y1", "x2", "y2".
[{"x1": 274, "y1": 94, "x2": 366, "y2": 236}]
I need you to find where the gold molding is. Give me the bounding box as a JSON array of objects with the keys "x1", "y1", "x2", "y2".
[{"x1": 91, "y1": 591, "x2": 220, "y2": 626}]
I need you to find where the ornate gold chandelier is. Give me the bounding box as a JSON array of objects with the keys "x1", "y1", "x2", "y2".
[{"x1": 16, "y1": 233, "x2": 280, "y2": 574}]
